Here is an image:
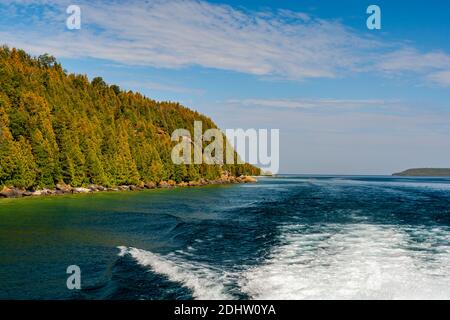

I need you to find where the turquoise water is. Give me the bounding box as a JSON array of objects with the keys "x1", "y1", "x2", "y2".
[{"x1": 1, "y1": 176, "x2": 450, "y2": 299}]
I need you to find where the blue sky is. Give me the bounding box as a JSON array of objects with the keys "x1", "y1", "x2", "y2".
[{"x1": 1, "y1": 0, "x2": 450, "y2": 174}]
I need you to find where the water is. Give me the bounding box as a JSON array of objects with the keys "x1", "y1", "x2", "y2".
[{"x1": 1, "y1": 176, "x2": 449, "y2": 300}]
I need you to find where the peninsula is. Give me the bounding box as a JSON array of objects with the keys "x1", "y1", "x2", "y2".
[{"x1": 0, "y1": 47, "x2": 259, "y2": 198}]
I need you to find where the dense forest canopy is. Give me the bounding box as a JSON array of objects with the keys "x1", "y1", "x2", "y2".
[{"x1": 0, "y1": 46, "x2": 259, "y2": 189}]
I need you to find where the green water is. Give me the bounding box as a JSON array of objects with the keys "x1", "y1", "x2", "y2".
[{"x1": 0, "y1": 186, "x2": 237, "y2": 299}]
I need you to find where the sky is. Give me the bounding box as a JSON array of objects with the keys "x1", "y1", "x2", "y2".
[{"x1": 1, "y1": 0, "x2": 450, "y2": 174}]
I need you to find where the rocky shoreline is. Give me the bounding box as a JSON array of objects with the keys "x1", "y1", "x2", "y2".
[{"x1": 0, "y1": 175, "x2": 258, "y2": 199}]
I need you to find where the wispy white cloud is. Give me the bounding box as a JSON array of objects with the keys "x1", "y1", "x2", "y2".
[
  {"x1": 0, "y1": 0, "x2": 377, "y2": 79},
  {"x1": 378, "y1": 48, "x2": 450, "y2": 86},
  {"x1": 379, "y1": 48, "x2": 450, "y2": 73},
  {"x1": 226, "y1": 98, "x2": 390, "y2": 110},
  {"x1": 121, "y1": 80, "x2": 205, "y2": 96},
  {"x1": 1, "y1": 0, "x2": 450, "y2": 85},
  {"x1": 427, "y1": 71, "x2": 450, "y2": 87}
]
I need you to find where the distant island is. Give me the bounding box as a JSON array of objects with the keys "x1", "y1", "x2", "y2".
[{"x1": 393, "y1": 168, "x2": 450, "y2": 177}]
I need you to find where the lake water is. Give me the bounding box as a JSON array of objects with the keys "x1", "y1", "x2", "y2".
[{"x1": 1, "y1": 176, "x2": 449, "y2": 299}]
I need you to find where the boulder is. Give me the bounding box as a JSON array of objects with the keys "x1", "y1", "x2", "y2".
[
  {"x1": 159, "y1": 181, "x2": 170, "y2": 188},
  {"x1": 137, "y1": 181, "x2": 145, "y2": 188},
  {"x1": 240, "y1": 175, "x2": 257, "y2": 183},
  {"x1": 56, "y1": 183, "x2": 72, "y2": 193},
  {"x1": 87, "y1": 185, "x2": 100, "y2": 192},
  {"x1": 73, "y1": 187, "x2": 91, "y2": 194},
  {"x1": 144, "y1": 182, "x2": 156, "y2": 189},
  {"x1": 31, "y1": 190, "x2": 43, "y2": 196},
  {"x1": 167, "y1": 180, "x2": 177, "y2": 187},
  {"x1": 87, "y1": 184, "x2": 106, "y2": 192},
  {"x1": 42, "y1": 188, "x2": 55, "y2": 195},
  {"x1": 0, "y1": 187, "x2": 24, "y2": 198},
  {"x1": 129, "y1": 185, "x2": 144, "y2": 191}
]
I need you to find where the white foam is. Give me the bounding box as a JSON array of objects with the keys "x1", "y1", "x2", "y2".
[
  {"x1": 117, "y1": 246, "x2": 233, "y2": 300},
  {"x1": 239, "y1": 224, "x2": 450, "y2": 300},
  {"x1": 117, "y1": 223, "x2": 450, "y2": 300},
  {"x1": 117, "y1": 245, "x2": 128, "y2": 257}
]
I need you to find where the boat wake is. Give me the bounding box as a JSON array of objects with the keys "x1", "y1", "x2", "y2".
[
  {"x1": 239, "y1": 224, "x2": 450, "y2": 300},
  {"x1": 117, "y1": 246, "x2": 234, "y2": 300},
  {"x1": 118, "y1": 222, "x2": 450, "y2": 300}
]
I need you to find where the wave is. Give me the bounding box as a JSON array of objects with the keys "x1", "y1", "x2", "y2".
[
  {"x1": 238, "y1": 224, "x2": 450, "y2": 300},
  {"x1": 117, "y1": 246, "x2": 233, "y2": 300},
  {"x1": 118, "y1": 223, "x2": 450, "y2": 300}
]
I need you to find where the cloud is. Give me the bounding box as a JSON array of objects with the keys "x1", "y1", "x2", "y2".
[
  {"x1": 378, "y1": 48, "x2": 450, "y2": 85},
  {"x1": 427, "y1": 71, "x2": 450, "y2": 87},
  {"x1": 225, "y1": 98, "x2": 390, "y2": 110},
  {"x1": 0, "y1": 0, "x2": 378, "y2": 79},
  {"x1": 1, "y1": 0, "x2": 450, "y2": 85},
  {"x1": 379, "y1": 49, "x2": 450, "y2": 72},
  {"x1": 121, "y1": 80, "x2": 205, "y2": 96}
]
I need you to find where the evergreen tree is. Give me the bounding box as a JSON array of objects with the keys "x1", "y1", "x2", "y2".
[{"x1": 0, "y1": 47, "x2": 260, "y2": 189}]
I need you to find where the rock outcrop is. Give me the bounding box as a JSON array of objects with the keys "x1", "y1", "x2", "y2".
[
  {"x1": 72, "y1": 187, "x2": 91, "y2": 194},
  {"x1": 0, "y1": 175, "x2": 258, "y2": 199},
  {"x1": 0, "y1": 187, "x2": 24, "y2": 198}
]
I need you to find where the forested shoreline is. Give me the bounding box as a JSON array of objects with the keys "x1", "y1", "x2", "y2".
[{"x1": 0, "y1": 46, "x2": 259, "y2": 196}]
